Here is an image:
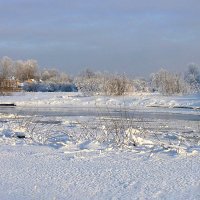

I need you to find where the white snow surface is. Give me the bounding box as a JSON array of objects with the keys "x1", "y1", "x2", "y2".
[
  {"x1": 1, "y1": 92, "x2": 200, "y2": 109},
  {"x1": 0, "y1": 92, "x2": 200, "y2": 199},
  {"x1": 0, "y1": 144, "x2": 200, "y2": 200}
]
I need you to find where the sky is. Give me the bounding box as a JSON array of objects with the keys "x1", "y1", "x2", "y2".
[{"x1": 0, "y1": 0, "x2": 200, "y2": 76}]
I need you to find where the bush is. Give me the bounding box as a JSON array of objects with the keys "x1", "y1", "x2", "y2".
[
  {"x1": 150, "y1": 69, "x2": 189, "y2": 95},
  {"x1": 184, "y1": 64, "x2": 200, "y2": 92},
  {"x1": 103, "y1": 74, "x2": 133, "y2": 96},
  {"x1": 74, "y1": 69, "x2": 134, "y2": 96},
  {"x1": 132, "y1": 79, "x2": 149, "y2": 92}
]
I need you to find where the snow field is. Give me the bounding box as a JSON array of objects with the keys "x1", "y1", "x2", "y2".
[
  {"x1": 0, "y1": 145, "x2": 199, "y2": 200},
  {"x1": 0, "y1": 92, "x2": 200, "y2": 199},
  {"x1": 1, "y1": 92, "x2": 200, "y2": 109}
]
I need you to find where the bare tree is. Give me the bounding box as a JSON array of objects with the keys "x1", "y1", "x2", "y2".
[
  {"x1": 41, "y1": 69, "x2": 59, "y2": 82},
  {"x1": 15, "y1": 59, "x2": 39, "y2": 82},
  {"x1": 103, "y1": 74, "x2": 133, "y2": 96},
  {"x1": 151, "y1": 69, "x2": 189, "y2": 95},
  {"x1": 184, "y1": 63, "x2": 200, "y2": 92},
  {"x1": 74, "y1": 69, "x2": 100, "y2": 95},
  {"x1": 79, "y1": 68, "x2": 96, "y2": 79},
  {"x1": 0, "y1": 56, "x2": 14, "y2": 79},
  {"x1": 41, "y1": 70, "x2": 51, "y2": 81},
  {"x1": 59, "y1": 72, "x2": 72, "y2": 83},
  {"x1": 24, "y1": 59, "x2": 38, "y2": 80},
  {"x1": 41, "y1": 69, "x2": 71, "y2": 83},
  {"x1": 15, "y1": 60, "x2": 25, "y2": 81},
  {"x1": 75, "y1": 70, "x2": 134, "y2": 96}
]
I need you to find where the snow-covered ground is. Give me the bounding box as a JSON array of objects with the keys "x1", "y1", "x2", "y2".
[
  {"x1": 1, "y1": 91, "x2": 200, "y2": 109},
  {"x1": 0, "y1": 145, "x2": 200, "y2": 200},
  {"x1": 0, "y1": 92, "x2": 200, "y2": 199}
]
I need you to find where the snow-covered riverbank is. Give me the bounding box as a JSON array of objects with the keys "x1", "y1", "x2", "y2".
[
  {"x1": 0, "y1": 92, "x2": 200, "y2": 199},
  {"x1": 1, "y1": 92, "x2": 200, "y2": 109}
]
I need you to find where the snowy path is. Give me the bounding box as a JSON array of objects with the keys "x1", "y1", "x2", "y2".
[{"x1": 0, "y1": 145, "x2": 200, "y2": 200}]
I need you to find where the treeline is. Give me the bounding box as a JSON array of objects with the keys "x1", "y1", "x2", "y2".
[
  {"x1": 0, "y1": 56, "x2": 71, "y2": 83},
  {"x1": 0, "y1": 56, "x2": 75, "y2": 92},
  {"x1": 0, "y1": 56, "x2": 200, "y2": 95},
  {"x1": 75, "y1": 65, "x2": 200, "y2": 96}
]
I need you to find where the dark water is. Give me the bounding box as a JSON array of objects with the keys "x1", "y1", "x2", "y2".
[{"x1": 0, "y1": 106, "x2": 200, "y2": 121}]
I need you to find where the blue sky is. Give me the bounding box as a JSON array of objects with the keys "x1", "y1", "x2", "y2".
[{"x1": 0, "y1": 0, "x2": 200, "y2": 76}]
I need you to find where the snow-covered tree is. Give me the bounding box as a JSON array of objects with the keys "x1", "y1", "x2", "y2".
[
  {"x1": 150, "y1": 69, "x2": 189, "y2": 95},
  {"x1": 15, "y1": 59, "x2": 39, "y2": 81},
  {"x1": 41, "y1": 69, "x2": 72, "y2": 84},
  {"x1": 0, "y1": 56, "x2": 14, "y2": 79},
  {"x1": 132, "y1": 79, "x2": 149, "y2": 92},
  {"x1": 74, "y1": 69, "x2": 134, "y2": 96},
  {"x1": 184, "y1": 63, "x2": 200, "y2": 92},
  {"x1": 74, "y1": 69, "x2": 101, "y2": 95},
  {"x1": 103, "y1": 74, "x2": 133, "y2": 96}
]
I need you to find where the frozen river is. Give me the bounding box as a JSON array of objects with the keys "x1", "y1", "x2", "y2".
[{"x1": 0, "y1": 106, "x2": 200, "y2": 121}]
